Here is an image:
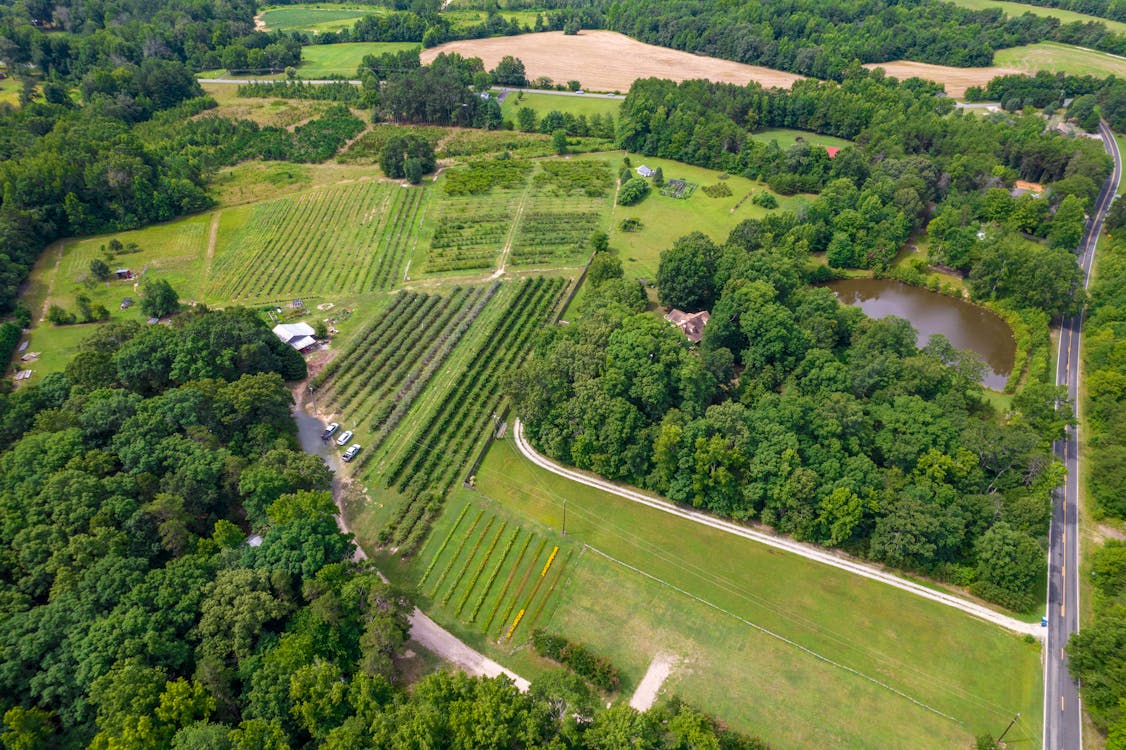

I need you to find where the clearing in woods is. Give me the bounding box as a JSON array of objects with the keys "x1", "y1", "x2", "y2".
[{"x1": 421, "y1": 31, "x2": 804, "y2": 93}]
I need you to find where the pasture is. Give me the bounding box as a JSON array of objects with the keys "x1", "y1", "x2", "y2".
[
  {"x1": 499, "y1": 91, "x2": 622, "y2": 121},
  {"x1": 258, "y1": 4, "x2": 379, "y2": 34},
  {"x1": 944, "y1": 0, "x2": 1126, "y2": 35},
  {"x1": 299, "y1": 42, "x2": 420, "y2": 78},
  {"x1": 422, "y1": 31, "x2": 803, "y2": 93},
  {"x1": 468, "y1": 436, "x2": 1044, "y2": 749}
]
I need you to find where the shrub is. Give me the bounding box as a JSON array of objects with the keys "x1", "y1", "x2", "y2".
[
  {"x1": 752, "y1": 191, "x2": 778, "y2": 209},
  {"x1": 617, "y1": 177, "x2": 650, "y2": 206},
  {"x1": 531, "y1": 629, "x2": 622, "y2": 691}
]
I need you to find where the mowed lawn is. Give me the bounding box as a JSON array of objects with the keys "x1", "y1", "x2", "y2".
[
  {"x1": 751, "y1": 127, "x2": 854, "y2": 151},
  {"x1": 945, "y1": 0, "x2": 1126, "y2": 34},
  {"x1": 469, "y1": 436, "x2": 1044, "y2": 749},
  {"x1": 499, "y1": 91, "x2": 622, "y2": 121},
  {"x1": 299, "y1": 42, "x2": 420, "y2": 78},
  {"x1": 994, "y1": 41, "x2": 1126, "y2": 77},
  {"x1": 607, "y1": 154, "x2": 810, "y2": 281}
]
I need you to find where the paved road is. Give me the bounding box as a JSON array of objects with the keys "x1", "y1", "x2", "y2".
[
  {"x1": 199, "y1": 77, "x2": 362, "y2": 85},
  {"x1": 1044, "y1": 119, "x2": 1121, "y2": 750},
  {"x1": 512, "y1": 419, "x2": 1041, "y2": 636}
]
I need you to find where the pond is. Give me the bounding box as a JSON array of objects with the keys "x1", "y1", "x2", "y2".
[{"x1": 826, "y1": 278, "x2": 1015, "y2": 391}]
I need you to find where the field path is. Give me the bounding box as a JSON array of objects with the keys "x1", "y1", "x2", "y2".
[
  {"x1": 496, "y1": 182, "x2": 533, "y2": 274},
  {"x1": 513, "y1": 419, "x2": 1041, "y2": 637},
  {"x1": 201, "y1": 210, "x2": 221, "y2": 299},
  {"x1": 38, "y1": 240, "x2": 66, "y2": 322}
]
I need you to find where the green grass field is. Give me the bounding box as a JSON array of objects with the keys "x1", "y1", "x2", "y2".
[
  {"x1": 259, "y1": 4, "x2": 381, "y2": 33},
  {"x1": 750, "y1": 127, "x2": 854, "y2": 151},
  {"x1": 299, "y1": 42, "x2": 420, "y2": 78},
  {"x1": 608, "y1": 153, "x2": 809, "y2": 281},
  {"x1": 994, "y1": 41, "x2": 1126, "y2": 77},
  {"x1": 499, "y1": 91, "x2": 622, "y2": 121},
  {"x1": 459, "y1": 436, "x2": 1044, "y2": 749},
  {"x1": 945, "y1": 0, "x2": 1126, "y2": 34}
]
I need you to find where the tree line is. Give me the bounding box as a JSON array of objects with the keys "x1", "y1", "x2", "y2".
[
  {"x1": 0, "y1": 306, "x2": 769, "y2": 750},
  {"x1": 1068, "y1": 214, "x2": 1126, "y2": 742},
  {"x1": 967, "y1": 70, "x2": 1126, "y2": 132}
]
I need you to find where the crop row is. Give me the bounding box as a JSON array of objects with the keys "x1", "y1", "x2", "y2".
[
  {"x1": 318, "y1": 291, "x2": 435, "y2": 402},
  {"x1": 440, "y1": 516, "x2": 497, "y2": 607},
  {"x1": 329, "y1": 287, "x2": 475, "y2": 414},
  {"x1": 443, "y1": 159, "x2": 533, "y2": 195},
  {"x1": 483, "y1": 533, "x2": 534, "y2": 633},
  {"x1": 381, "y1": 278, "x2": 565, "y2": 548},
  {"x1": 417, "y1": 503, "x2": 470, "y2": 587},
  {"x1": 368, "y1": 186, "x2": 426, "y2": 291},
  {"x1": 313, "y1": 291, "x2": 419, "y2": 388},
  {"x1": 210, "y1": 181, "x2": 398, "y2": 301},
  {"x1": 385, "y1": 276, "x2": 564, "y2": 494},
  {"x1": 532, "y1": 160, "x2": 612, "y2": 198},
  {"x1": 369, "y1": 282, "x2": 500, "y2": 439}
]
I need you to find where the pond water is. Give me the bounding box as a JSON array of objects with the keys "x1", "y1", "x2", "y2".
[{"x1": 826, "y1": 278, "x2": 1015, "y2": 391}]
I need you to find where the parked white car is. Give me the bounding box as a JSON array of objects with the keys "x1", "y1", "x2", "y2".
[
  {"x1": 336, "y1": 430, "x2": 353, "y2": 446},
  {"x1": 342, "y1": 444, "x2": 361, "y2": 462}
]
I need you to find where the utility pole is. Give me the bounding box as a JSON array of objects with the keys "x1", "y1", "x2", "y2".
[
  {"x1": 561, "y1": 498, "x2": 567, "y2": 536},
  {"x1": 996, "y1": 712, "x2": 1020, "y2": 746}
]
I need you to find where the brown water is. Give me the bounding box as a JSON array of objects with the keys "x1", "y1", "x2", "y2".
[{"x1": 827, "y1": 279, "x2": 1015, "y2": 391}]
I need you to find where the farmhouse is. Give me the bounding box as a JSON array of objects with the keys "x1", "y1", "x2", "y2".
[
  {"x1": 665, "y1": 309, "x2": 710, "y2": 343},
  {"x1": 636, "y1": 165, "x2": 654, "y2": 178},
  {"x1": 272, "y1": 321, "x2": 318, "y2": 352}
]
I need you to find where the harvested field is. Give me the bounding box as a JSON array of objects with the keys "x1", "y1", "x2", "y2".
[
  {"x1": 421, "y1": 31, "x2": 803, "y2": 92},
  {"x1": 863, "y1": 60, "x2": 1019, "y2": 98}
]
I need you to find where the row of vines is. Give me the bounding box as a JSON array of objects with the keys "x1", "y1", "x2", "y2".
[
  {"x1": 377, "y1": 276, "x2": 566, "y2": 553},
  {"x1": 208, "y1": 181, "x2": 424, "y2": 301}
]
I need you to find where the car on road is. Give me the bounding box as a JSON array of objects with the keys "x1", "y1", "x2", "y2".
[
  {"x1": 342, "y1": 444, "x2": 361, "y2": 462},
  {"x1": 321, "y1": 422, "x2": 339, "y2": 440},
  {"x1": 336, "y1": 430, "x2": 353, "y2": 446}
]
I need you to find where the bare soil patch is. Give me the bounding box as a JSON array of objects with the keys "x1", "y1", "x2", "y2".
[
  {"x1": 863, "y1": 60, "x2": 1019, "y2": 98},
  {"x1": 421, "y1": 31, "x2": 803, "y2": 92},
  {"x1": 629, "y1": 653, "x2": 677, "y2": 711}
]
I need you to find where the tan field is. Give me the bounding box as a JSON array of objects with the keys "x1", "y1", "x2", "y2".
[
  {"x1": 421, "y1": 30, "x2": 804, "y2": 92},
  {"x1": 863, "y1": 61, "x2": 1020, "y2": 98}
]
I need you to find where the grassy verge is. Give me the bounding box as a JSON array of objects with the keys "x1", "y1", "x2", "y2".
[
  {"x1": 259, "y1": 4, "x2": 381, "y2": 34},
  {"x1": 455, "y1": 435, "x2": 1044, "y2": 749}
]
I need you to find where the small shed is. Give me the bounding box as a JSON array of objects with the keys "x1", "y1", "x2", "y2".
[
  {"x1": 115, "y1": 269, "x2": 133, "y2": 280},
  {"x1": 272, "y1": 322, "x2": 318, "y2": 352},
  {"x1": 636, "y1": 165, "x2": 654, "y2": 178}
]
